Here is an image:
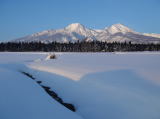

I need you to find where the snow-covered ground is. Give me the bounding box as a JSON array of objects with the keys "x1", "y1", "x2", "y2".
[
  {"x1": 0, "y1": 53, "x2": 83, "y2": 119},
  {"x1": 0, "y1": 52, "x2": 160, "y2": 119}
]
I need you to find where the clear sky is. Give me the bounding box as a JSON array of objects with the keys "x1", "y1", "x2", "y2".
[{"x1": 0, "y1": 0, "x2": 160, "y2": 41}]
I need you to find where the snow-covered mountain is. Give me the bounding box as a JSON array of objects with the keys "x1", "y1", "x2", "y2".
[
  {"x1": 143, "y1": 33, "x2": 160, "y2": 38},
  {"x1": 13, "y1": 23, "x2": 160, "y2": 44}
]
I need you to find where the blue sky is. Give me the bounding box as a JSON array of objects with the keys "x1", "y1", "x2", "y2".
[{"x1": 0, "y1": 0, "x2": 160, "y2": 41}]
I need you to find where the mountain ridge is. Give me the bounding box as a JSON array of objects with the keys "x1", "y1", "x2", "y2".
[{"x1": 13, "y1": 23, "x2": 160, "y2": 44}]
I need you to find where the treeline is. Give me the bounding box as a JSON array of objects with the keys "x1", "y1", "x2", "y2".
[{"x1": 0, "y1": 41, "x2": 160, "y2": 52}]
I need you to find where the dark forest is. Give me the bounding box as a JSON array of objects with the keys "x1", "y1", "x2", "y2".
[{"x1": 0, "y1": 41, "x2": 160, "y2": 52}]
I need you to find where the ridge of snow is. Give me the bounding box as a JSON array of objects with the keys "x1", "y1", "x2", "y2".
[
  {"x1": 65, "y1": 23, "x2": 86, "y2": 32},
  {"x1": 13, "y1": 23, "x2": 160, "y2": 44},
  {"x1": 105, "y1": 24, "x2": 134, "y2": 34},
  {"x1": 143, "y1": 33, "x2": 160, "y2": 38}
]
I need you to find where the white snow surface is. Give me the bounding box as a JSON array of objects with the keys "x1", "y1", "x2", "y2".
[
  {"x1": 0, "y1": 52, "x2": 160, "y2": 119},
  {"x1": 0, "y1": 53, "x2": 82, "y2": 119}
]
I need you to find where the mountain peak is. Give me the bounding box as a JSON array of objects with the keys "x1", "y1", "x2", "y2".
[
  {"x1": 112, "y1": 23, "x2": 126, "y2": 27},
  {"x1": 106, "y1": 23, "x2": 134, "y2": 34},
  {"x1": 65, "y1": 23, "x2": 85, "y2": 31},
  {"x1": 13, "y1": 23, "x2": 160, "y2": 44}
]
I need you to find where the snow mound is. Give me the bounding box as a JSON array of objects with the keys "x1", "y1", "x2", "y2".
[
  {"x1": 0, "y1": 65, "x2": 82, "y2": 119},
  {"x1": 45, "y1": 53, "x2": 56, "y2": 60}
]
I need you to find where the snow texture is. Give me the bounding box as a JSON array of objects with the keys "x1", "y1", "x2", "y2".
[
  {"x1": 0, "y1": 52, "x2": 160, "y2": 119},
  {"x1": 0, "y1": 53, "x2": 82, "y2": 119}
]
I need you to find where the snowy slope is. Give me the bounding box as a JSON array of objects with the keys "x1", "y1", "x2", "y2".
[
  {"x1": 143, "y1": 33, "x2": 160, "y2": 38},
  {"x1": 105, "y1": 23, "x2": 134, "y2": 34},
  {"x1": 0, "y1": 61, "x2": 83, "y2": 118},
  {"x1": 0, "y1": 52, "x2": 160, "y2": 119},
  {"x1": 96, "y1": 24, "x2": 160, "y2": 43},
  {"x1": 14, "y1": 23, "x2": 98, "y2": 43},
  {"x1": 13, "y1": 23, "x2": 160, "y2": 43},
  {"x1": 28, "y1": 52, "x2": 160, "y2": 119}
]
